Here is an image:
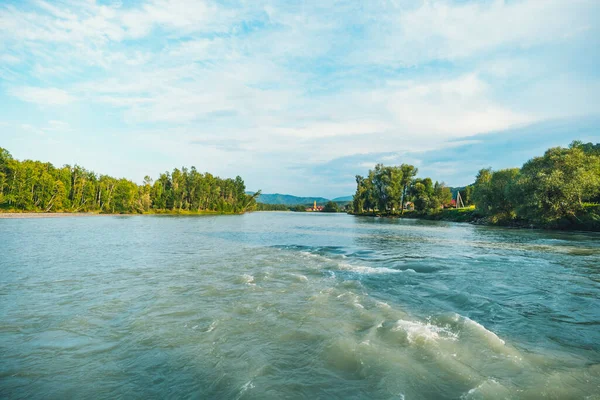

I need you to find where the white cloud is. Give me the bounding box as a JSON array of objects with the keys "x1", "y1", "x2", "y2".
[
  {"x1": 274, "y1": 121, "x2": 390, "y2": 139},
  {"x1": 45, "y1": 120, "x2": 71, "y2": 132},
  {"x1": 0, "y1": 0, "x2": 598, "y2": 197},
  {"x1": 0, "y1": 0, "x2": 223, "y2": 44},
  {"x1": 351, "y1": 0, "x2": 598, "y2": 65},
  {"x1": 9, "y1": 86, "x2": 75, "y2": 106},
  {"x1": 358, "y1": 162, "x2": 377, "y2": 169},
  {"x1": 0, "y1": 53, "x2": 20, "y2": 64},
  {"x1": 383, "y1": 74, "x2": 533, "y2": 137}
]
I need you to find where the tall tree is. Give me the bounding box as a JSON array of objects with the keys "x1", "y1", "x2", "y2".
[
  {"x1": 0, "y1": 147, "x2": 257, "y2": 214},
  {"x1": 400, "y1": 164, "x2": 418, "y2": 214}
]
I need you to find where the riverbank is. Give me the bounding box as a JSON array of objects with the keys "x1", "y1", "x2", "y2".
[
  {"x1": 0, "y1": 212, "x2": 109, "y2": 219},
  {"x1": 0, "y1": 210, "x2": 243, "y2": 218},
  {"x1": 350, "y1": 205, "x2": 600, "y2": 231}
]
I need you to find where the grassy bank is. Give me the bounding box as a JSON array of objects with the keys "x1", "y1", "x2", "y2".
[
  {"x1": 0, "y1": 209, "x2": 243, "y2": 217},
  {"x1": 142, "y1": 209, "x2": 242, "y2": 215},
  {"x1": 351, "y1": 205, "x2": 600, "y2": 231}
]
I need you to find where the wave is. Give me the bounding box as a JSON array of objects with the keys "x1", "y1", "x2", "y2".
[
  {"x1": 290, "y1": 273, "x2": 309, "y2": 282},
  {"x1": 236, "y1": 274, "x2": 255, "y2": 285},
  {"x1": 337, "y1": 262, "x2": 404, "y2": 275},
  {"x1": 391, "y1": 319, "x2": 459, "y2": 344},
  {"x1": 457, "y1": 314, "x2": 506, "y2": 347},
  {"x1": 460, "y1": 379, "x2": 509, "y2": 400}
]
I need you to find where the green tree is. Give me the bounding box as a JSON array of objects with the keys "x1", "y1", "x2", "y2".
[
  {"x1": 472, "y1": 168, "x2": 519, "y2": 218},
  {"x1": 512, "y1": 145, "x2": 600, "y2": 224},
  {"x1": 459, "y1": 185, "x2": 474, "y2": 206},
  {"x1": 323, "y1": 201, "x2": 340, "y2": 213},
  {"x1": 433, "y1": 181, "x2": 453, "y2": 209},
  {"x1": 472, "y1": 168, "x2": 494, "y2": 214},
  {"x1": 0, "y1": 146, "x2": 255, "y2": 215},
  {"x1": 399, "y1": 164, "x2": 418, "y2": 214}
]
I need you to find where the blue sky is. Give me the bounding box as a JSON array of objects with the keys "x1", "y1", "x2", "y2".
[{"x1": 0, "y1": 0, "x2": 599, "y2": 198}]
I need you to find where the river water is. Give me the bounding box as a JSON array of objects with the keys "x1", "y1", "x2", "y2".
[{"x1": 1, "y1": 212, "x2": 599, "y2": 399}]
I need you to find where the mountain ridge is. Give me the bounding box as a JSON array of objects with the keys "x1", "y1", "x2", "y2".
[{"x1": 247, "y1": 192, "x2": 352, "y2": 206}]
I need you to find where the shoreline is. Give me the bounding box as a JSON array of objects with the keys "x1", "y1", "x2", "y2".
[
  {"x1": 0, "y1": 212, "x2": 114, "y2": 219},
  {"x1": 0, "y1": 211, "x2": 242, "y2": 219},
  {"x1": 349, "y1": 210, "x2": 600, "y2": 232}
]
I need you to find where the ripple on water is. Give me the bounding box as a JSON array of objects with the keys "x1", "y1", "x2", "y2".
[{"x1": 1, "y1": 214, "x2": 599, "y2": 399}]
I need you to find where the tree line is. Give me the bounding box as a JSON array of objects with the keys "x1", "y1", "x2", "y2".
[
  {"x1": 352, "y1": 163, "x2": 456, "y2": 214},
  {"x1": 257, "y1": 201, "x2": 345, "y2": 212},
  {"x1": 470, "y1": 141, "x2": 600, "y2": 227},
  {"x1": 255, "y1": 203, "x2": 290, "y2": 211},
  {"x1": 351, "y1": 141, "x2": 600, "y2": 228},
  {"x1": 0, "y1": 147, "x2": 259, "y2": 214}
]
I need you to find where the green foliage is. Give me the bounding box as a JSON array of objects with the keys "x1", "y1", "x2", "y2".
[
  {"x1": 409, "y1": 178, "x2": 434, "y2": 212},
  {"x1": 472, "y1": 168, "x2": 520, "y2": 218},
  {"x1": 353, "y1": 163, "x2": 453, "y2": 215},
  {"x1": 510, "y1": 143, "x2": 600, "y2": 225},
  {"x1": 434, "y1": 181, "x2": 453, "y2": 209},
  {"x1": 470, "y1": 142, "x2": 600, "y2": 228},
  {"x1": 353, "y1": 175, "x2": 372, "y2": 213},
  {"x1": 403, "y1": 206, "x2": 479, "y2": 223},
  {"x1": 371, "y1": 164, "x2": 404, "y2": 212},
  {"x1": 352, "y1": 141, "x2": 600, "y2": 230},
  {"x1": 322, "y1": 201, "x2": 340, "y2": 213},
  {"x1": 291, "y1": 205, "x2": 307, "y2": 212},
  {"x1": 256, "y1": 203, "x2": 290, "y2": 211},
  {"x1": 458, "y1": 185, "x2": 473, "y2": 206},
  {"x1": 399, "y1": 164, "x2": 418, "y2": 214},
  {"x1": 0, "y1": 147, "x2": 256, "y2": 214}
]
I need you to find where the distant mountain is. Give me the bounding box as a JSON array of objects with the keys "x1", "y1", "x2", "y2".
[
  {"x1": 331, "y1": 196, "x2": 353, "y2": 202},
  {"x1": 247, "y1": 192, "x2": 352, "y2": 206},
  {"x1": 251, "y1": 193, "x2": 330, "y2": 206}
]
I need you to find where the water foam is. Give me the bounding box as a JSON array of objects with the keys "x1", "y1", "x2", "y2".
[
  {"x1": 392, "y1": 319, "x2": 459, "y2": 344},
  {"x1": 460, "y1": 378, "x2": 510, "y2": 399},
  {"x1": 236, "y1": 380, "x2": 255, "y2": 400},
  {"x1": 206, "y1": 321, "x2": 217, "y2": 333},
  {"x1": 291, "y1": 273, "x2": 309, "y2": 282},
  {"x1": 375, "y1": 301, "x2": 391, "y2": 309},
  {"x1": 454, "y1": 314, "x2": 505, "y2": 346},
  {"x1": 338, "y1": 263, "x2": 401, "y2": 275}
]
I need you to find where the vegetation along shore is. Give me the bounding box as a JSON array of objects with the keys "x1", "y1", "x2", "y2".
[
  {"x1": 350, "y1": 141, "x2": 600, "y2": 231},
  {"x1": 0, "y1": 147, "x2": 259, "y2": 214}
]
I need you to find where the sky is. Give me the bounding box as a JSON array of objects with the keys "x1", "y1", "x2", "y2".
[{"x1": 0, "y1": 0, "x2": 599, "y2": 198}]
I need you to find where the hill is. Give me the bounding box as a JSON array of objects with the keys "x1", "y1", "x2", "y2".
[
  {"x1": 251, "y1": 193, "x2": 330, "y2": 206},
  {"x1": 247, "y1": 192, "x2": 352, "y2": 206},
  {"x1": 331, "y1": 196, "x2": 353, "y2": 202}
]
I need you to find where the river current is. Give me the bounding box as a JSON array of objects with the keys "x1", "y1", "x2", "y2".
[{"x1": 1, "y1": 212, "x2": 599, "y2": 399}]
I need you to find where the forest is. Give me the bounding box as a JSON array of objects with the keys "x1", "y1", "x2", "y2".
[
  {"x1": 0, "y1": 147, "x2": 259, "y2": 214},
  {"x1": 351, "y1": 141, "x2": 600, "y2": 230}
]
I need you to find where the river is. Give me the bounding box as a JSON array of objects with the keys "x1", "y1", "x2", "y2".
[{"x1": 1, "y1": 212, "x2": 599, "y2": 399}]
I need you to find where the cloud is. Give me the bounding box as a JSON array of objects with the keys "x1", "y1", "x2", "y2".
[
  {"x1": 274, "y1": 120, "x2": 390, "y2": 139},
  {"x1": 189, "y1": 138, "x2": 247, "y2": 152},
  {"x1": 0, "y1": 53, "x2": 20, "y2": 64},
  {"x1": 8, "y1": 86, "x2": 75, "y2": 106},
  {"x1": 383, "y1": 74, "x2": 533, "y2": 137},
  {"x1": 351, "y1": 0, "x2": 599, "y2": 66},
  {"x1": 0, "y1": 0, "x2": 598, "y2": 198},
  {"x1": 45, "y1": 120, "x2": 71, "y2": 132},
  {"x1": 296, "y1": 116, "x2": 600, "y2": 196},
  {"x1": 0, "y1": 0, "x2": 222, "y2": 44}
]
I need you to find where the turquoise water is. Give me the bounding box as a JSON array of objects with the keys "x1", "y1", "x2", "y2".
[{"x1": 1, "y1": 213, "x2": 599, "y2": 399}]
